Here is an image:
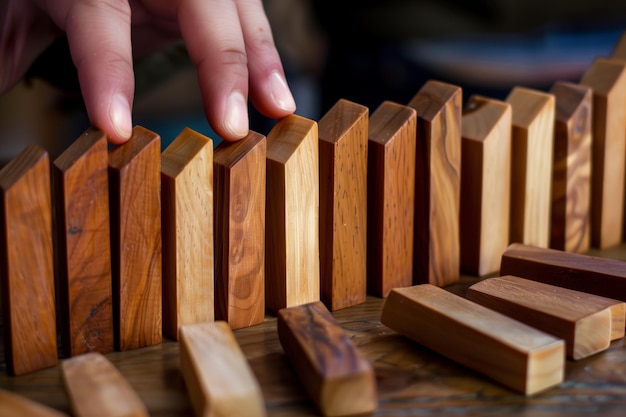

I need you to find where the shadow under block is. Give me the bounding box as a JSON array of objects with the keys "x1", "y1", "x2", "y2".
[
  {"x1": 180, "y1": 322, "x2": 266, "y2": 417},
  {"x1": 367, "y1": 101, "x2": 417, "y2": 297},
  {"x1": 0, "y1": 389, "x2": 69, "y2": 417},
  {"x1": 467, "y1": 275, "x2": 617, "y2": 360},
  {"x1": 549, "y1": 82, "x2": 592, "y2": 253},
  {"x1": 277, "y1": 301, "x2": 376, "y2": 416},
  {"x1": 381, "y1": 284, "x2": 565, "y2": 395},
  {"x1": 506, "y1": 87, "x2": 555, "y2": 248},
  {"x1": 266, "y1": 115, "x2": 320, "y2": 312},
  {"x1": 214, "y1": 132, "x2": 266, "y2": 329},
  {"x1": 318, "y1": 99, "x2": 368, "y2": 311},
  {"x1": 0, "y1": 144, "x2": 57, "y2": 375},
  {"x1": 161, "y1": 128, "x2": 214, "y2": 340},
  {"x1": 53, "y1": 128, "x2": 113, "y2": 357},
  {"x1": 108, "y1": 126, "x2": 162, "y2": 351},
  {"x1": 407, "y1": 80, "x2": 462, "y2": 286},
  {"x1": 580, "y1": 58, "x2": 626, "y2": 249},
  {"x1": 61, "y1": 353, "x2": 148, "y2": 417},
  {"x1": 460, "y1": 96, "x2": 512, "y2": 276}
]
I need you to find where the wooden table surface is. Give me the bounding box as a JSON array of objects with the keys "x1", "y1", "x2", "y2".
[{"x1": 3, "y1": 245, "x2": 626, "y2": 416}]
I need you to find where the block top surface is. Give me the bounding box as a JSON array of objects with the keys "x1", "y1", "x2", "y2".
[
  {"x1": 368, "y1": 101, "x2": 416, "y2": 146},
  {"x1": 408, "y1": 80, "x2": 462, "y2": 122},
  {"x1": 506, "y1": 87, "x2": 555, "y2": 128},
  {"x1": 0, "y1": 144, "x2": 48, "y2": 191},
  {"x1": 161, "y1": 128, "x2": 212, "y2": 178},
  {"x1": 318, "y1": 99, "x2": 368, "y2": 144},
  {"x1": 462, "y1": 95, "x2": 511, "y2": 143}
]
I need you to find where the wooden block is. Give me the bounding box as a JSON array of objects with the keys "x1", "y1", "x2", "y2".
[
  {"x1": 381, "y1": 284, "x2": 565, "y2": 395},
  {"x1": 610, "y1": 32, "x2": 626, "y2": 60},
  {"x1": 460, "y1": 96, "x2": 512, "y2": 276},
  {"x1": 0, "y1": 389, "x2": 69, "y2": 417},
  {"x1": 407, "y1": 80, "x2": 462, "y2": 286},
  {"x1": 161, "y1": 128, "x2": 214, "y2": 340},
  {"x1": 277, "y1": 301, "x2": 376, "y2": 416},
  {"x1": 0, "y1": 144, "x2": 57, "y2": 375},
  {"x1": 580, "y1": 58, "x2": 626, "y2": 248},
  {"x1": 318, "y1": 99, "x2": 368, "y2": 311},
  {"x1": 179, "y1": 321, "x2": 266, "y2": 417},
  {"x1": 108, "y1": 126, "x2": 162, "y2": 350},
  {"x1": 467, "y1": 275, "x2": 614, "y2": 359},
  {"x1": 367, "y1": 101, "x2": 416, "y2": 297},
  {"x1": 548, "y1": 82, "x2": 592, "y2": 253},
  {"x1": 266, "y1": 115, "x2": 320, "y2": 312},
  {"x1": 53, "y1": 128, "x2": 113, "y2": 357},
  {"x1": 506, "y1": 87, "x2": 555, "y2": 248},
  {"x1": 214, "y1": 132, "x2": 266, "y2": 329},
  {"x1": 61, "y1": 353, "x2": 148, "y2": 417}
]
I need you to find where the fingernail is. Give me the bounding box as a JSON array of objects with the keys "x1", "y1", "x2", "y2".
[
  {"x1": 225, "y1": 91, "x2": 249, "y2": 138},
  {"x1": 110, "y1": 93, "x2": 133, "y2": 139},
  {"x1": 269, "y1": 71, "x2": 296, "y2": 112}
]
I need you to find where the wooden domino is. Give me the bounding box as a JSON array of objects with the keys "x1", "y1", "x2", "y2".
[
  {"x1": 277, "y1": 301, "x2": 376, "y2": 416},
  {"x1": 0, "y1": 144, "x2": 57, "y2": 375},
  {"x1": 381, "y1": 284, "x2": 565, "y2": 395},
  {"x1": 0, "y1": 389, "x2": 69, "y2": 417}
]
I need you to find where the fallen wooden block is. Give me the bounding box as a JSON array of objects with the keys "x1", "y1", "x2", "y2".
[
  {"x1": 277, "y1": 301, "x2": 376, "y2": 416},
  {"x1": 381, "y1": 284, "x2": 565, "y2": 395},
  {"x1": 0, "y1": 389, "x2": 69, "y2": 417},
  {"x1": 179, "y1": 321, "x2": 266, "y2": 417},
  {"x1": 467, "y1": 275, "x2": 620, "y2": 359},
  {"x1": 61, "y1": 353, "x2": 148, "y2": 417}
]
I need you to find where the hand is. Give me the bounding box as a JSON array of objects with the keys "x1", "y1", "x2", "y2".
[{"x1": 1, "y1": 0, "x2": 296, "y2": 144}]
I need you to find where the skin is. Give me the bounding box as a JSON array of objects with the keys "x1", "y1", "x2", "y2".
[{"x1": 0, "y1": 0, "x2": 296, "y2": 144}]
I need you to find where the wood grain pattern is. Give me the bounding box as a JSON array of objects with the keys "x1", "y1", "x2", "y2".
[
  {"x1": 580, "y1": 58, "x2": 626, "y2": 249},
  {"x1": 0, "y1": 390, "x2": 68, "y2": 417},
  {"x1": 367, "y1": 101, "x2": 416, "y2": 297},
  {"x1": 407, "y1": 80, "x2": 462, "y2": 286},
  {"x1": 0, "y1": 144, "x2": 57, "y2": 375},
  {"x1": 53, "y1": 128, "x2": 113, "y2": 357},
  {"x1": 318, "y1": 99, "x2": 368, "y2": 311},
  {"x1": 460, "y1": 96, "x2": 512, "y2": 276},
  {"x1": 549, "y1": 82, "x2": 592, "y2": 253},
  {"x1": 277, "y1": 301, "x2": 376, "y2": 416},
  {"x1": 266, "y1": 115, "x2": 320, "y2": 312},
  {"x1": 381, "y1": 284, "x2": 565, "y2": 395},
  {"x1": 108, "y1": 126, "x2": 162, "y2": 351},
  {"x1": 161, "y1": 128, "x2": 214, "y2": 340},
  {"x1": 506, "y1": 87, "x2": 555, "y2": 248},
  {"x1": 214, "y1": 131, "x2": 266, "y2": 329},
  {"x1": 179, "y1": 322, "x2": 266, "y2": 417}
]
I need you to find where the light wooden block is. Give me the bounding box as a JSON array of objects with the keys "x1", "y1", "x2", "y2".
[
  {"x1": 53, "y1": 128, "x2": 113, "y2": 357},
  {"x1": 161, "y1": 128, "x2": 214, "y2": 340},
  {"x1": 467, "y1": 275, "x2": 615, "y2": 359},
  {"x1": 549, "y1": 82, "x2": 592, "y2": 253},
  {"x1": 266, "y1": 115, "x2": 320, "y2": 312},
  {"x1": 506, "y1": 86, "x2": 555, "y2": 248},
  {"x1": 277, "y1": 301, "x2": 376, "y2": 416},
  {"x1": 179, "y1": 322, "x2": 266, "y2": 417},
  {"x1": 61, "y1": 353, "x2": 148, "y2": 417},
  {"x1": 0, "y1": 144, "x2": 57, "y2": 375},
  {"x1": 580, "y1": 58, "x2": 626, "y2": 248},
  {"x1": 367, "y1": 101, "x2": 416, "y2": 297},
  {"x1": 407, "y1": 80, "x2": 462, "y2": 286},
  {"x1": 0, "y1": 389, "x2": 69, "y2": 417},
  {"x1": 381, "y1": 284, "x2": 565, "y2": 395},
  {"x1": 460, "y1": 96, "x2": 512, "y2": 276},
  {"x1": 318, "y1": 99, "x2": 368, "y2": 311},
  {"x1": 214, "y1": 132, "x2": 266, "y2": 329},
  {"x1": 108, "y1": 126, "x2": 162, "y2": 351}
]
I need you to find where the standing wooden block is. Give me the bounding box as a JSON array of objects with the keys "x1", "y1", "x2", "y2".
[
  {"x1": 367, "y1": 101, "x2": 416, "y2": 297},
  {"x1": 580, "y1": 58, "x2": 626, "y2": 248},
  {"x1": 549, "y1": 82, "x2": 592, "y2": 253},
  {"x1": 407, "y1": 80, "x2": 462, "y2": 286},
  {"x1": 61, "y1": 353, "x2": 148, "y2": 417},
  {"x1": 266, "y1": 115, "x2": 320, "y2": 312},
  {"x1": 277, "y1": 301, "x2": 376, "y2": 416},
  {"x1": 53, "y1": 128, "x2": 113, "y2": 357},
  {"x1": 179, "y1": 322, "x2": 266, "y2": 417},
  {"x1": 0, "y1": 145, "x2": 57, "y2": 375},
  {"x1": 214, "y1": 132, "x2": 266, "y2": 329},
  {"x1": 611, "y1": 32, "x2": 626, "y2": 60},
  {"x1": 161, "y1": 128, "x2": 214, "y2": 340},
  {"x1": 318, "y1": 99, "x2": 368, "y2": 311},
  {"x1": 108, "y1": 126, "x2": 162, "y2": 351},
  {"x1": 381, "y1": 284, "x2": 565, "y2": 395},
  {"x1": 460, "y1": 96, "x2": 512, "y2": 276},
  {"x1": 506, "y1": 87, "x2": 555, "y2": 248},
  {"x1": 0, "y1": 389, "x2": 69, "y2": 417}
]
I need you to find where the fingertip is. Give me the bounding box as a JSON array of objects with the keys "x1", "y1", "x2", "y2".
[
  {"x1": 221, "y1": 91, "x2": 249, "y2": 141},
  {"x1": 108, "y1": 93, "x2": 133, "y2": 144},
  {"x1": 268, "y1": 71, "x2": 296, "y2": 114}
]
